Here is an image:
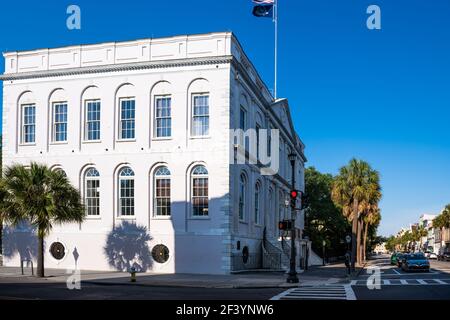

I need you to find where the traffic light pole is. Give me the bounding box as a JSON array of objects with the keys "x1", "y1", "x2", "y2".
[{"x1": 287, "y1": 154, "x2": 299, "y2": 284}]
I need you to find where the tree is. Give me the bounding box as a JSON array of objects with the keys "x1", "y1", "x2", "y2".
[
  {"x1": 332, "y1": 158, "x2": 381, "y2": 269},
  {"x1": 385, "y1": 235, "x2": 397, "y2": 253},
  {"x1": 304, "y1": 167, "x2": 350, "y2": 259},
  {"x1": 434, "y1": 205, "x2": 450, "y2": 229},
  {"x1": 362, "y1": 206, "x2": 381, "y2": 261},
  {"x1": 0, "y1": 163, "x2": 85, "y2": 277}
]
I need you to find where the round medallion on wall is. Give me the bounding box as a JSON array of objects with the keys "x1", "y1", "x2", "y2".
[
  {"x1": 152, "y1": 244, "x2": 170, "y2": 264},
  {"x1": 242, "y1": 246, "x2": 249, "y2": 264},
  {"x1": 49, "y1": 242, "x2": 66, "y2": 260}
]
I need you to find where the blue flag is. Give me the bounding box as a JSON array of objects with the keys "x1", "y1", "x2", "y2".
[{"x1": 252, "y1": 4, "x2": 274, "y2": 18}]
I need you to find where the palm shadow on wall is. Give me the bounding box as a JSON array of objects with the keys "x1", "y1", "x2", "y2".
[
  {"x1": 104, "y1": 221, "x2": 153, "y2": 272},
  {"x1": 2, "y1": 224, "x2": 38, "y2": 265}
]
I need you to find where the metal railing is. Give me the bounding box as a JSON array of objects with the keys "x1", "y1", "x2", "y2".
[{"x1": 231, "y1": 253, "x2": 262, "y2": 271}]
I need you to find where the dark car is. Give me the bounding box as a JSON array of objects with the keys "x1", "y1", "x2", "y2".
[
  {"x1": 438, "y1": 251, "x2": 450, "y2": 261},
  {"x1": 401, "y1": 253, "x2": 430, "y2": 272},
  {"x1": 395, "y1": 253, "x2": 406, "y2": 267}
]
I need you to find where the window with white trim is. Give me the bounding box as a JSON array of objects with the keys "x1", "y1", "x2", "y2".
[
  {"x1": 154, "y1": 166, "x2": 171, "y2": 216},
  {"x1": 119, "y1": 98, "x2": 135, "y2": 140},
  {"x1": 191, "y1": 94, "x2": 209, "y2": 136},
  {"x1": 191, "y1": 165, "x2": 209, "y2": 217},
  {"x1": 21, "y1": 104, "x2": 36, "y2": 144},
  {"x1": 239, "y1": 173, "x2": 247, "y2": 221},
  {"x1": 155, "y1": 96, "x2": 171, "y2": 138},
  {"x1": 85, "y1": 168, "x2": 100, "y2": 216},
  {"x1": 53, "y1": 102, "x2": 68, "y2": 142},
  {"x1": 85, "y1": 100, "x2": 101, "y2": 141},
  {"x1": 118, "y1": 167, "x2": 135, "y2": 216}
]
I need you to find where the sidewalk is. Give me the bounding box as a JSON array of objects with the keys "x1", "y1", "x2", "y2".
[{"x1": 0, "y1": 262, "x2": 362, "y2": 289}]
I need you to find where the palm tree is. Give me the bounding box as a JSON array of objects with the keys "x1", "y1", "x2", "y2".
[
  {"x1": 362, "y1": 206, "x2": 381, "y2": 261},
  {"x1": 332, "y1": 158, "x2": 381, "y2": 269},
  {"x1": 434, "y1": 205, "x2": 450, "y2": 229},
  {"x1": 433, "y1": 205, "x2": 450, "y2": 250},
  {"x1": 358, "y1": 169, "x2": 381, "y2": 263},
  {"x1": 0, "y1": 163, "x2": 85, "y2": 277}
]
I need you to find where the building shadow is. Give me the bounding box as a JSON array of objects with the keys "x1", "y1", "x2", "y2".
[
  {"x1": 103, "y1": 221, "x2": 153, "y2": 272},
  {"x1": 2, "y1": 224, "x2": 38, "y2": 265}
]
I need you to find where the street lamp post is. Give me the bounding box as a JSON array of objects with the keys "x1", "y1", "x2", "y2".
[
  {"x1": 322, "y1": 240, "x2": 326, "y2": 266},
  {"x1": 286, "y1": 152, "x2": 299, "y2": 284}
]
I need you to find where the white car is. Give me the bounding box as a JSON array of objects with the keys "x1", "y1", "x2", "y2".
[
  {"x1": 429, "y1": 253, "x2": 438, "y2": 259},
  {"x1": 425, "y1": 251, "x2": 438, "y2": 259}
]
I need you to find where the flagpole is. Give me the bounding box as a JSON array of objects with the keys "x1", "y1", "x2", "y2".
[{"x1": 274, "y1": 0, "x2": 278, "y2": 100}]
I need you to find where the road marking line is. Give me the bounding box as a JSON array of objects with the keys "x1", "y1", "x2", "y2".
[
  {"x1": 400, "y1": 280, "x2": 408, "y2": 285},
  {"x1": 269, "y1": 288, "x2": 297, "y2": 301},
  {"x1": 433, "y1": 279, "x2": 446, "y2": 284},
  {"x1": 417, "y1": 280, "x2": 427, "y2": 285},
  {"x1": 392, "y1": 269, "x2": 401, "y2": 275},
  {"x1": 383, "y1": 280, "x2": 391, "y2": 285},
  {"x1": 344, "y1": 284, "x2": 357, "y2": 300},
  {"x1": 350, "y1": 280, "x2": 357, "y2": 286}
]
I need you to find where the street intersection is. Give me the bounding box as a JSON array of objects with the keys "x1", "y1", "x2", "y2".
[{"x1": 272, "y1": 255, "x2": 450, "y2": 300}]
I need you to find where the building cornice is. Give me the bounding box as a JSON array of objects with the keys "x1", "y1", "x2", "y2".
[{"x1": 0, "y1": 55, "x2": 234, "y2": 81}]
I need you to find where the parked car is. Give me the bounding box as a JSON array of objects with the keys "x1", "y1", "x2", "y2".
[
  {"x1": 438, "y1": 251, "x2": 450, "y2": 261},
  {"x1": 401, "y1": 253, "x2": 430, "y2": 272},
  {"x1": 428, "y1": 252, "x2": 437, "y2": 259},
  {"x1": 391, "y1": 252, "x2": 405, "y2": 266},
  {"x1": 425, "y1": 252, "x2": 438, "y2": 259}
]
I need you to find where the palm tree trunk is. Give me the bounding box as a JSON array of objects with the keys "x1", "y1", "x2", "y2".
[
  {"x1": 351, "y1": 200, "x2": 359, "y2": 272},
  {"x1": 37, "y1": 233, "x2": 45, "y2": 278},
  {"x1": 357, "y1": 218, "x2": 362, "y2": 266},
  {"x1": 0, "y1": 217, "x2": 3, "y2": 257},
  {"x1": 363, "y1": 221, "x2": 369, "y2": 262}
]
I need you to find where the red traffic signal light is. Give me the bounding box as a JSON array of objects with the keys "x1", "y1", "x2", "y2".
[{"x1": 290, "y1": 190, "x2": 299, "y2": 199}]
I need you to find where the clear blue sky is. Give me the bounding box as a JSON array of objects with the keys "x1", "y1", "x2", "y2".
[{"x1": 1, "y1": 0, "x2": 449, "y2": 237}]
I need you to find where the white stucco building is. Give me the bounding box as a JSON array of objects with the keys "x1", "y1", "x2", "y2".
[{"x1": 1, "y1": 32, "x2": 307, "y2": 274}]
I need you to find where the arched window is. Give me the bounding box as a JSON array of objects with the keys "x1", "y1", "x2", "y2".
[
  {"x1": 85, "y1": 100, "x2": 101, "y2": 141},
  {"x1": 191, "y1": 94, "x2": 209, "y2": 136},
  {"x1": 21, "y1": 104, "x2": 36, "y2": 144},
  {"x1": 85, "y1": 168, "x2": 100, "y2": 216},
  {"x1": 154, "y1": 96, "x2": 172, "y2": 138},
  {"x1": 239, "y1": 173, "x2": 247, "y2": 221},
  {"x1": 254, "y1": 182, "x2": 261, "y2": 225},
  {"x1": 118, "y1": 167, "x2": 135, "y2": 216},
  {"x1": 53, "y1": 167, "x2": 67, "y2": 177},
  {"x1": 154, "y1": 166, "x2": 171, "y2": 216},
  {"x1": 191, "y1": 165, "x2": 209, "y2": 217}
]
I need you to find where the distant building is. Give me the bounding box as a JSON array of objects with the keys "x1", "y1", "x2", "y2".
[{"x1": 419, "y1": 214, "x2": 437, "y2": 252}]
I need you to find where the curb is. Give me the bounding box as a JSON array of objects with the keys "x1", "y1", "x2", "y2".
[{"x1": 82, "y1": 280, "x2": 299, "y2": 289}]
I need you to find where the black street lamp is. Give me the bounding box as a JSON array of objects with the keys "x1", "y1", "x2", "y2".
[
  {"x1": 286, "y1": 152, "x2": 299, "y2": 284},
  {"x1": 322, "y1": 240, "x2": 326, "y2": 266}
]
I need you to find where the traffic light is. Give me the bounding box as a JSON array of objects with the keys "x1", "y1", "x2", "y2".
[
  {"x1": 290, "y1": 190, "x2": 299, "y2": 208},
  {"x1": 300, "y1": 192, "x2": 309, "y2": 210},
  {"x1": 278, "y1": 220, "x2": 292, "y2": 230}
]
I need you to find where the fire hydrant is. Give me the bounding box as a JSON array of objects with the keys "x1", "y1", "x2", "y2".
[{"x1": 130, "y1": 267, "x2": 136, "y2": 282}]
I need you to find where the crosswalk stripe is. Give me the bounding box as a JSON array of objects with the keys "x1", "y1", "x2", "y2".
[
  {"x1": 417, "y1": 280, "x2": 427, "y2": 285},
  {"x1": 350, "y1": 279, "x2": 450, "y2": 286},
  {"x1": 433, "y1": 279, "x2": 446, "y2": 284},
  {"x1": 271, "y1": 285, "x2": 353, "y2": 300}
]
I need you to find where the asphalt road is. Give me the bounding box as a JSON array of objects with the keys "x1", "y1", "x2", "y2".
[
  {"x1": 0, "y1": 281, "x2": 284, "y2": 300},
  {"x1": 1, "y1": 255, "x2": 449, "y2": 300},
  {"x1": 351, "y1": 255, "x2": 450, "y2": 300}
]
